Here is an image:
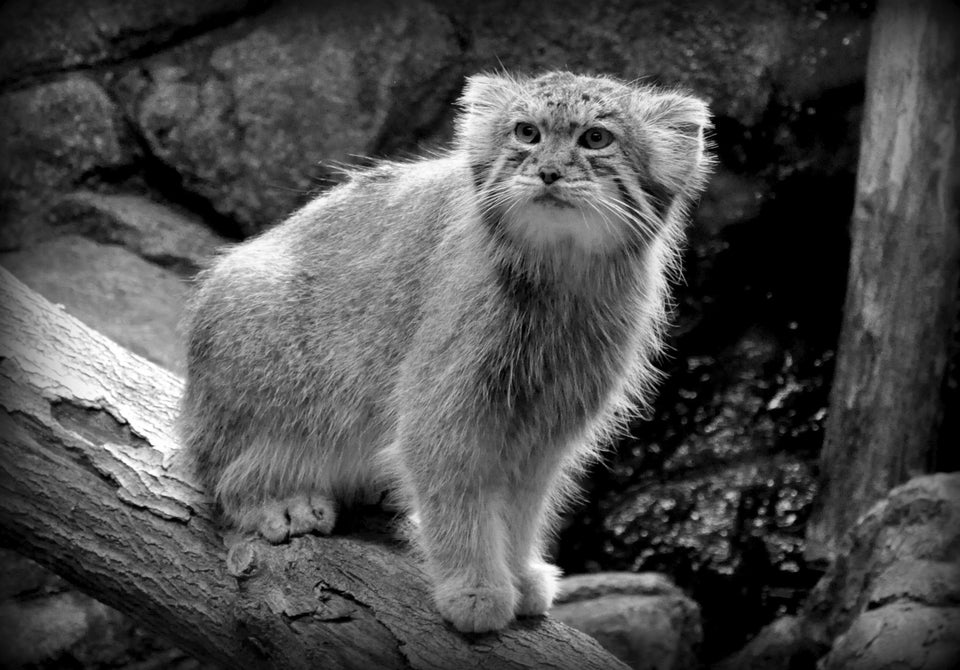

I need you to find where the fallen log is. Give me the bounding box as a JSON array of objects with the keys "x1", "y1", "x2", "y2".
[{"x1": 0, "y1": 266, "x2": 627, "y2": 670}]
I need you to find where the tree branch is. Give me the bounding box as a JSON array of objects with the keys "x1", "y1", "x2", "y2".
[{"x1": 0, "y1": 267, "x2": 628, "y2": 670}]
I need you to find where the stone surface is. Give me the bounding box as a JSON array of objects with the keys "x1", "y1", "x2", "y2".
[
  {"x1": 0, "y1": 235, "x2": 187, "y2": 373},
  {"x1": 803, "y1": 473, "x2": 960, "y2": 639},
  {"x1": 0, "y1": 0, "x2": 268, "y2": 87},
  {"x1": 450, "y1": 0, "x2": 870, "y2": 127},
  {"x1": 713, "y1": 474, "x2": 960, "y2": 670},
  {"x1": 0, "y1": 592, "x2": 110, "y2": 667},
  {"x1": 0, "y1": 584, "x2": 204, "y2": 669},
  {"x1": 867, "y1": 559, "x2": 960, "y2": 608},
  {"x1": 0, "y1": 75, "x2": 137, "y2": 231},
  {"x1": 553, "y1": 572, "x2": 701, "y2": 670},
  {"x1": 711, "y1": 615, "x2": 821, "y2": 670},
  {"x1": 89, "y1": 0, "x2": 868, "y2": 238},
  {"x1": 599, "y1": 457, "x2": 816, "y2": 578},
  {"x1": 0, "y1": 549, "x2": 66, "y2": 601},
  {"x1": 559, "y1": 326, "x2": 831, "y2": 659},
  {"x1": 819, "y1": 603, "x2": 960, "y2": 670},
  {"x1": 42, "y1": 191, "x2": 228, "y2": 276},
  {"x1": 558, "y1": 572, "x2": 681, "y2": 603},
  {"x1": 122, "y1": 0, "x2": 462, "y2": 235},
  {"x1": 454, "y1": 0, "x2": 781, "y2": 126}
]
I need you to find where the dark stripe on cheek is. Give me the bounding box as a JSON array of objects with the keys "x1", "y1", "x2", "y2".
[
  {"x1": 642, "y1": 179, "x2": 674, "y2": 221},
  {"x1": 470, "y1": 162, "x2": 488, "y2": 191},
  {"x1": 613, "y1": 175, "x2": 656, "y2": 246},
  {"x1": 623, "y1": 136, "x2": 674, "y2": 221},
  {"x1": 477, "y1": 159, "x2": 511, "y2": 237},
  {"x1": 613, "y1": 176, "x2": 643, "y2": 217},
  {"x1": 611, "y1": 176, "x2": 654, "y2": 252},
  {"x1": 504, "y1": 148, "x2": 530, "y2": 166},
  {"x1": 480, "y1": 200, "x2": 507, "y2": 240},
  {"x1": 586, "y1": 155, "x2": 617, "y2": 176}
]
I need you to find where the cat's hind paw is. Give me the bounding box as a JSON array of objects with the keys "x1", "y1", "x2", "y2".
[{"x1": 257, "y1": 494, "x2": 337, "y2": 544}]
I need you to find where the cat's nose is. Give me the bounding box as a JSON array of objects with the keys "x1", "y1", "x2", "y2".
[{"x1": 538, "y1": 166, "x2": 562, "y2": 184}]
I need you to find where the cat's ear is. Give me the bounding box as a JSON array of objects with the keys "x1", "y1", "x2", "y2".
[
  {"x1": 455, "y1": 73, "x2": 525, "y2": 155},
  {"x1": 457, "y1": 73, "x2": 523, "y2": 116},
  {"x1": 637, "y1": 90, "x2": 713, "y2": 197},
  {"x1": 644, "y1": 91, "x2": 711, "y2": 142}
]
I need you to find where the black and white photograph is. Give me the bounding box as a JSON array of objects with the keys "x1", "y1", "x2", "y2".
[{"x1": 0, "y1": 0, "x2": 957, "y2": 668}]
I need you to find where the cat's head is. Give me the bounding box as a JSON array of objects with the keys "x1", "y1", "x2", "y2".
[{"x1": 455, "y1": 71, "x2": 713, "y2": 254}]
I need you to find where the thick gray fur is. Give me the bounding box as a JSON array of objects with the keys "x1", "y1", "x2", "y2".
[{"x1": 180, "y1": 71, "x2": 712, "y2": 632}]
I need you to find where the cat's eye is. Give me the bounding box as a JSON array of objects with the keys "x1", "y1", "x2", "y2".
[
  {"x1": 579, "y1": 127, "x2": 614, "y2": 150},
  {"x1": 515, "y1": 122, "x2": 541, "y2": 144}
]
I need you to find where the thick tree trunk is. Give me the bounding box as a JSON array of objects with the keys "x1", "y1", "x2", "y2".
[
  {"x1": 806, "y1": 0, "x2": 960, "y2": 561},
  {"x1": 0, "y1": 267, "x2": 628, "y2": 670}
]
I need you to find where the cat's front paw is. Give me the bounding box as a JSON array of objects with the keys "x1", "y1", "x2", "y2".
[
  {"x1": 435, "y1": 580, "x2": 518, "y2": 633},
  {"x1": 516, "y1": 560, "x2": 561, "y2": 617}
]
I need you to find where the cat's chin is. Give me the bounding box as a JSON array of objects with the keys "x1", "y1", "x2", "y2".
[{"x1": 504, "y1": 201, "x2": 627, "y2": 253}]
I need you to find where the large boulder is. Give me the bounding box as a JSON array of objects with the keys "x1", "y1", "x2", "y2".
[
  {"x1": 451, "y1": 0, "x2": 870, "y2": 126},
  {"x1": 0, "y1": 548, "x2": 205, "y2": 668},
  {"x1": 821, "y1": 603, "x2": 960, "y2": 670},
  {"x1": 803, "y1": 474, "x2": 960, "y2": 637},
  {"x1": 456, "y1": 0, "x2": 784, "y2": 126},
  {"x1": 0, "y1": 0, "x2": 269, "y2": 87},
  {"x1": 715, "y1": 474, "x2": 960, "y2": 669},
  {"x1": 43, "y1": 191, "x2": 227, "y2": 276},
  {"x1": 120, "y1": 0, "x2": 463, "y2": 235},
  {"x1": 807, "y1": 474, "x2": 960, "y2": 670},
  {"x1": 0, "y1": 75, "x2": 137, "y2": 233},
  {"x1": 710, "y1": 615, "x2": 821, "y2": 670},
  {"x1": 552, "y1": 572, "x2": 702, "y2": 670},
  {"x1": 0, "y1": 235, "x2": 188, "y2": 373}
]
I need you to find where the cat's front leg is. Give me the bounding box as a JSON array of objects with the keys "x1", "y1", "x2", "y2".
[
  {"x1": 504, "y1": 453, "x2": 570, "y2": 618},
  {"x1": 395, "y1": 438, "x2": 518, "y2": 632},
  {"x1": 421, "y1": 487, "x2": 518, "y2": 631}
]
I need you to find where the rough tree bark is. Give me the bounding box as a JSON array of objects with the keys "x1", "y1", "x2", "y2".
[
  {"x1": 0, "y1": 267, "x2": 628, "y2": 670},
  {"x1": 806, "y1": 0, "x2": 960, "y2": 561}
]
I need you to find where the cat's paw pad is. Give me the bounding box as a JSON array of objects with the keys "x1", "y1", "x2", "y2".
[
  {"x1": 258, "y1": 494, "x2": 337, "y2": 544},
  {"x1": 435, "y1": 582, "x2": 518, "y2": 633},
  {"x1": 516, "y1": 561, "x2": 561, "y2": 617}
]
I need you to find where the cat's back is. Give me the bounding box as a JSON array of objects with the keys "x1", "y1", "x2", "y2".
[
  {"x1": 216, "y1": 153, "x2": 467, "y2": 285},
  {"x1": 185, "y1": 154, "x2": 474, "y2": 398},
  {"x1": 195, "y1": 155, "x2": 472, "y2": 310}
]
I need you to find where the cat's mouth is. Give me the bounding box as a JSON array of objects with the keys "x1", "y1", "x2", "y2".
[{"x1": 531, "y1": 191, "x2": 576, "y2": 209}]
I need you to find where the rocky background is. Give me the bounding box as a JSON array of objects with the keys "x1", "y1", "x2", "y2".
[{"x1": 5, "y1": 1, "x2": 955, "y2": 669}]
